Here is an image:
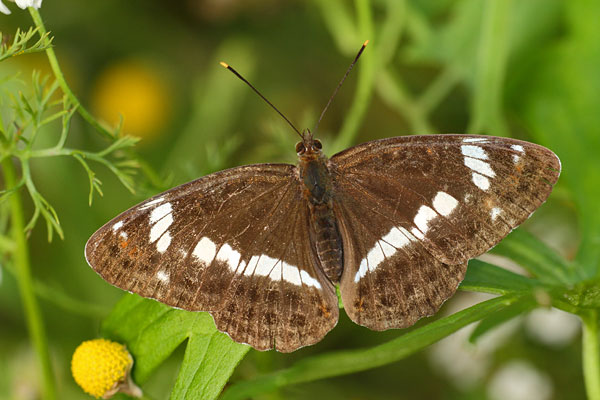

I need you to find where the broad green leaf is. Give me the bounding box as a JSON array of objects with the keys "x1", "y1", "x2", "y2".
[
  {"x1": 171, "y1": 323, "x2": 250, "y2": 400},
  {"x1": 460, "y1": 259, "x2": 540, "y2": 294},
  {"x1": 221, "y1": 294, "x2": 522, "y2": 400},
  {"x1": 102, "y1": 294, "x2": 249, "y2": 399},
  {"x1": 468, "y1": 296, "x2": 537, "y2": 343},
  {"x1": 491, "y1": 228, "x2": 576, "y2": 284}
]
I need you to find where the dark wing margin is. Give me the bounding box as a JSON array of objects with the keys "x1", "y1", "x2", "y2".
[
  {"x1": 85, "y1": 164, "x2": 338, "y2": 352},
  {"x1": 330, "y1": 134, "x2": 560, "y2": 329}
]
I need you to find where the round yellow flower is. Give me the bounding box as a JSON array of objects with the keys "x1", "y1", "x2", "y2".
[
  {"x1": 90, "y1": 60, "x2": 172, "y2": 142},
  {"x1": 71, "y1": 338, "x2": 141, "y2": 399}
]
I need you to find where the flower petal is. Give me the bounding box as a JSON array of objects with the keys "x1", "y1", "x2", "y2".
[
  {"x1": 15, "y1": 0, "x2": 42, "y2": 9},
  {"x1": 0, "y1": 0, "x2": 11, "y2": 14}
]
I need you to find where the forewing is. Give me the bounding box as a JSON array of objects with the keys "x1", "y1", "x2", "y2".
[
  {"x1": 330, "y1": 134, "x2": 560, "y2": 329},
  {"x1": 331, "y1": 135, "x2": 560, "y2": 265},
  {"x1": 85, "y1": 164, "x2": 338, "y2": 352}
]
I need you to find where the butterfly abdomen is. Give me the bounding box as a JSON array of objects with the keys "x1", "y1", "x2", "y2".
[
  {"x1": 299, "y1": 155, "x2": 344, "y2": 283},
  {"x1": 310, "y1": 203, "x2": 343, "y2": 283}
]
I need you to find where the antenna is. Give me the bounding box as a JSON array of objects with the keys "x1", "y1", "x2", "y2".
[
  {"x1": 314, "y1": 40, "x2": 369, "y2": 135},
  {"x1": 219, "y1": 62, "x2": 303, "y2": 140}
]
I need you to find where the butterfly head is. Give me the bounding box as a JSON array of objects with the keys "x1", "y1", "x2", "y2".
[{"x1": 296, "y1": 129, "x2": 323, "y2": 158}]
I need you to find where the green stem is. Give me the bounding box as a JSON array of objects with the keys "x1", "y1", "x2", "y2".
[
  {"x1": 28, "y1": 8, "x2": 164, "y2": 191},
  {"x1": 582, "y1": 310, "x2": 600, "y2": 400},
  {"x1": 2, "y1": 158, "x2": 56, "y2": 400},
  {"x1": 467, "y1": 0, "x2": 512, "y2": 136},
  {"x1": 331, "y1": 0, "x2": 375, "y2": 153},
  {"x1": 28, "y1": 8, "x2": 112, "y2": 141},
  {"x1": 418, "y1": 66, "x2": 461, "y2": 115},
  {"x1": 376, "y1": 69, "x2": 436, "y2": 134},
  {"x1": 312, "y1": 0, "x2": 357, "y2": 54},
  {"x1": 222, "y1": 294, "x2": 520, "y2": 400},
  {"x1": 377, "y1": 0, "x2": 405, "y2": 67},
  {"x1": 2, "y1": 260, "x2": 109, "y2": 318}
]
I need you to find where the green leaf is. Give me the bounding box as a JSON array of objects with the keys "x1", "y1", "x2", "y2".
[
  {"x1": 171, "y1": 330, "x2": 248, "y2": 400},
  {"x1": 0, "y1": 27, "x2": 53, "y2": 63},
  {"x1": 491, "y1": 228, "x2": 577, "y2": 284},
  {"x1": 460, "y1": 259, "x2": 541, "y2": 294},
  {"x1": 221, "y1": 294, "x2": 522, "y2": 400},
  {"x1": 22, "y1": 170, "x2": 63, "y2": 241},
  {"x1": 468, "y1": 296, "x2": 537, "y2": 343},
  {"x1": 102, "y1": 294, "x2": 249, "y2": 400}
]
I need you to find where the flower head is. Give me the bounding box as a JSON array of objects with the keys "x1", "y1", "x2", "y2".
[
  {"x1": 0, "y1": 0, "x2": 42, "y2": 15},
  {"x1": 71, "y1": 338, "x2": 142, "y2": 399}
]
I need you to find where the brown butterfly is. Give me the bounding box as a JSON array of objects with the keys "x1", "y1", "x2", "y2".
[{"x1": 85, "y1": 42, "x2": 560, "y2": 352}]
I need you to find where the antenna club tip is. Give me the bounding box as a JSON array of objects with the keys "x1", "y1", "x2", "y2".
[
  {"x1": 363, "y1": 39, "x2": 369, "y2": 46},
  {"x1": 219, "y1": 61, "x2": 229, "y2": 68}
]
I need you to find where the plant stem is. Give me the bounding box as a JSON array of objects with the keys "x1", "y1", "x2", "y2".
[
  {"x1": 28, "y1": 8, "x2": 164, "y2": 191},
  {"x1": 582, "y1": 310, "x2": 600, "y2": 400},
  {"x1": 312, "y1": 0, "x2": 357, "y2": 54},
  {"x1": 467, "y1": 0, "x2": 512, "y2": 136},
  {"x1": 331, "y1": 0, "x2": 375, "y2": 153},
  {"x1": 222, "y1": 294, "x2": 521, "y2": 400},
  {"x1": 376, "y1": 69, "x2": 436, "y2": 134},
  {"x1": 418, "y1": 66, "x2": 461, "y2": 115},
  {"x1": 1, "y1": 158, "x2": 56, "y2": 400},
  {"x1": 28, "y1": 9, "x2": 112, "y2": 140}
]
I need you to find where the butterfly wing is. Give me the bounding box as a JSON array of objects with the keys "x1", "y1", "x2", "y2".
[
  {"x1": 330, "y1": 134, "x2": 560, "y2": 329},
  {"x1": 85, "y1": 164, "x2": 338, "y2": 352}
]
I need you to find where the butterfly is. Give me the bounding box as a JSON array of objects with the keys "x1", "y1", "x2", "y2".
[{"x1": 85, "y1": 43, "x2": 561, "y2": 352}]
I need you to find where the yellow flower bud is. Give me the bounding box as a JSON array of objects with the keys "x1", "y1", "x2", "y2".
[{"x1": 71, "y1": 338, "x2": 142, "y2": 399}]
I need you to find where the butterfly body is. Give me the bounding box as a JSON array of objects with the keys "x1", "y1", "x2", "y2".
[
  {"x1": 86, "y1": 134, "x2": 560, "y2": 352},
  {"x1": 298, "y1": 131, "x2": 344, "y2": 282}
]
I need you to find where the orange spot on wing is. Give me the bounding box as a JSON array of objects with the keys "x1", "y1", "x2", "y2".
[
  {"x1": 356, "y1": 298, "x2": 365, "y2": 312},
  {"x1": 515, "y1": 164, "x2": 523, "y2": 173},
  {"x1": 319, "y1": 302, "x2": 331, "y2": 318},
  {"x1": 128, "y1": 246, "x2": 138, "y2": 258}
]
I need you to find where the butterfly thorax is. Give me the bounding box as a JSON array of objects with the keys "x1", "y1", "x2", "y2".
[{"x1": 297, "y1": 137, "x2": 344, "y2": 283}]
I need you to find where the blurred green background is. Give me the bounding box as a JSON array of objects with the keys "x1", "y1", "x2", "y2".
[{"x1": 1, "y1": 0, "x2": 598, "y2": 399}]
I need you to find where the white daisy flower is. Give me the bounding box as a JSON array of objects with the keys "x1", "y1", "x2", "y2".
[{"x1": 1, "y1": 0, "x2": 42, "y2": 14}]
